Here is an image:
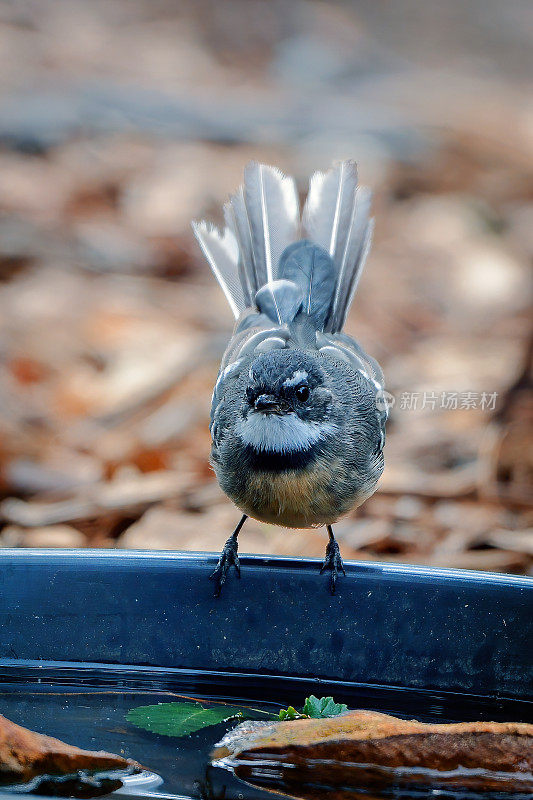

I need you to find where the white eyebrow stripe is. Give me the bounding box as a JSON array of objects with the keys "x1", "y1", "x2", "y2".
[{"x1": 282, "y1": 370, "x2": 308, "y2": 387}]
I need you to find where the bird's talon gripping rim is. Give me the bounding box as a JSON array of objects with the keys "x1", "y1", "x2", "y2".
[
  {"x1": 210, "y1": 515, "x2": 247, "y2": 597},
  {"x1": 320, "y1": 527, "x2": 345, "y2": 595}
]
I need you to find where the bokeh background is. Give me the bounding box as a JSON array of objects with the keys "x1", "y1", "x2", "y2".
[{"x1": 0, "y1": 0, "x2": 531, "y2": 572}]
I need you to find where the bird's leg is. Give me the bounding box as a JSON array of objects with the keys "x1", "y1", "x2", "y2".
[
  {"x1": 210, "y1": 515, "x2": 247, "y2": 597},
  {"x1": 320, "y1": 525, "x2": 346, "y2": 595}
]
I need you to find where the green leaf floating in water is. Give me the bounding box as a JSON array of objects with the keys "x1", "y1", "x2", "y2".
[
  {"x1": 126, "y1": 702, "x2": 245, "y2": 738},
  {"x1": 127, "y1": 696, "x2": 347, "y2": 739}
]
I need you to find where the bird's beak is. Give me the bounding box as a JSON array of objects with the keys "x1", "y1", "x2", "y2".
[{"x1": 254, "y1": 394, "x2": 285, "y2": 414}]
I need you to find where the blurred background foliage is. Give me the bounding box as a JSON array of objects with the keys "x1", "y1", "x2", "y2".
[{"x1": 0, "y1": 0, "x2": 531, "y2": 571}]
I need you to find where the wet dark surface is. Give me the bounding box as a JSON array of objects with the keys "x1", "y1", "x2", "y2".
[{"x1": 0, "y1": 668, "x2": 532, "y2": 800}]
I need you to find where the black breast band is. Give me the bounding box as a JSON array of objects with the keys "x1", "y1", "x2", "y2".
[{"x1": 242, "y1": 443, "x2": 317, "y2": 472}]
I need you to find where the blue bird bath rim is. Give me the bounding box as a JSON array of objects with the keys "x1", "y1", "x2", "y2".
[{"x1": 0, "y1": 549, "x2": 531, "y2": 703}]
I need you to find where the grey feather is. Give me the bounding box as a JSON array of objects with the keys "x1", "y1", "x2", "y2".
[
  {"x1": 191, "y1": 221, "x2": 243, "y2": 317},
  {"x1": 331, "y1": 328, "x2": 384, "y2": 386},
  {"x1": 327, "y1": 189, "x2": 373, "y2": 332},
  {"x1": 243, "y1": 162, "x2": 299, "y2": 286},
  {"x1": 234, "y1": 310, "x2": 273, "y2": 333},
  {"x1": 302, "y1": 160, "x2": 358, "y2": 266},
  {"x1": 254, "y1": 336, "x2": 287, "y2": 352},
  {"x1": 279, "y1": 239, "x2": 335, "y2": 330},
  {"x1": 332, "y1": 216, "x2": 374, "y2": 332},
  {"x1": 224, "y1": 186, "x2": 255, "y2": 304},
  {"x1": 237, "y1": 326, "x2": 291, "y2": 359},
  {"x1": 301, "y1": 160, "x2": 373, "y2": 332},
  {"x1": 318, "y1": 344, "x2": 353, "y2": 364},
  {"x1": 316, "y1": 329, "x2": 384, "y2": 390},
  {"x1": 255, "y1": 279, "x2": 303, "y2": 324}
]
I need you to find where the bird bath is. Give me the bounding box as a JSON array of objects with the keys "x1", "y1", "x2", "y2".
[{"x1": 0, "y1": 549, "x2": 531, "y2": 799}]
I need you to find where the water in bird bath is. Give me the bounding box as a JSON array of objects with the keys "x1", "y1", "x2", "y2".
[{"x1": 0, "y1": 666, "x2": 531, "y2": 800}]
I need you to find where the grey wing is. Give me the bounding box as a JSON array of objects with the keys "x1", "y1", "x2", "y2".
[
  {"x1": 316, "y1": 331, "x2": 387, "y2": 455},
  {"x1": 210, "y1": 354, "x2": 247, "y2": 448},
  {"x1": 316, "y1": 330, "x2": 387, "y2": 450},
  {"x1": 219, "y1": 310, "x2": 292, "y2": 372},
  {"x1": 316, "y1": 330, "x2": 384, "y2": 388}
]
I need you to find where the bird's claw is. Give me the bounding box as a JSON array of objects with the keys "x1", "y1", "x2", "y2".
[
  {"x1": 210, "y1": 534, "x2": 240, "y2": 597},
  {"x1": 320, "y1": 539, "x2": 346, "y2": 595}
]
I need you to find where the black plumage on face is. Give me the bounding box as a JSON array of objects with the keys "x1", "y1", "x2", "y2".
[{"x1": 245, "y1": 350, "x2": 332, "y2": 422}]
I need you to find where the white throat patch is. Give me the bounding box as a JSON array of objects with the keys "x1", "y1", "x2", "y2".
[{"x1": 236, "y1": 412, "x2": 335, "y2": 454}]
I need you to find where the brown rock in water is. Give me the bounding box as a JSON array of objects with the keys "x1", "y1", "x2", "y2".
[
  {"x1": 212, "y1": 710, "x2": 533, "y2": 797},
  {"x1": 0, "y1": 713, "x2": 139, "y2": 787}
]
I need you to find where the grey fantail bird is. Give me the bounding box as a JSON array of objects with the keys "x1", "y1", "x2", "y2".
[{"x1": 192, "y1": 160, "x2": 387, "y2": 595}]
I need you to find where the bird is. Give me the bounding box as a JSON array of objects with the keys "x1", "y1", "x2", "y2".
[{"x1": 192, "y1": 160, "x2": 387, "y2": 596}]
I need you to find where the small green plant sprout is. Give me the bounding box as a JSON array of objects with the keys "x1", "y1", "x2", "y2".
[
  {"x1": 303, "y1": 695, "x2": 348, "y2": 718},
  {"x1": 278, "y1": 696, "x2": 348, "y2": 720},
  {"x1": 278, "y1": 705, "x2": 304, "y2": 721}
]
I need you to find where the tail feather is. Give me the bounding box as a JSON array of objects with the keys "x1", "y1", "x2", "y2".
[
  {"x1": 193, "y1": 159, "x2": 373, "y2": 332},
  {"x1": 191, "y1": 221, "x2": 243, "y2": 318},
  {"x1": 278, "y1": 240, "x2": 335, "y2": 331},
  {"x1": 223, "y1": 188, "x2": 255, "y2": 306},
  {"x1": 302, "y1": 160, "x2": 358, "y2": 265},
  {"x1": 302, "y1": 161, "x2": 373, "y2": 332},
  {"x1": 243, "y1": 162, "x2": 299, "y2": 286},
  {"x1": 334, "y1": 217, "x2": 374, "y2": 332},
  {"x1": 255, "y1": 279, "x2": 303, "y2": 325},
  {"x1": 327, "y1": 187, "x2": 373, "y2": 332}
]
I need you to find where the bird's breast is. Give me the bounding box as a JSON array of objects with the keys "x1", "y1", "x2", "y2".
[
  {"x1": 242, "y1": 464, "x2": 335, "y2": 527},
  {"x1": 219, "y1": 453, "x2": 360, "y2": 528}
]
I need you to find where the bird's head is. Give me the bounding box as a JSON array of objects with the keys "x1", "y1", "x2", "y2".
[{"x1": 237, "y1": 350, "x2": 335, "y2": 455}]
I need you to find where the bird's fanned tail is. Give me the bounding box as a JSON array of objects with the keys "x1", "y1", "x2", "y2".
[{"x1": 193, "y1": 160, "x2": 373, "y2": 332}]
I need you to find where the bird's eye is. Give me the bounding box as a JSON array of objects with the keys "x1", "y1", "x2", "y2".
[{"x1": 295, "y1": 384, "x2": 310, "y2": 402}]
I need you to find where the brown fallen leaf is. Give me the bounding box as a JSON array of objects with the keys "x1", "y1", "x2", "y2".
[
  {"x1": 486, "y1": 528, "x2": 533, "y2": 556},
  {"x1": 0, "y1": 470, "x2": 186, "y2": 527},
  {"x1": 0, "y1": 713, "x2": 139, "y2": 787},
  {"x1": 377, "y1": 462, "x2": 478, "y2": 499},
  {"x1": 212, "y1": 710, "x2": 533, "y2": 797}
]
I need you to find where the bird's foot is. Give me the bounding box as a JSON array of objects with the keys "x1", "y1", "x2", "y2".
[
  {"x1": 320, "y1": 538, "x2": 346, "y2": 595},
  {"x1": 210, "y1": 533, "x2": 240, "y2": 597}
]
